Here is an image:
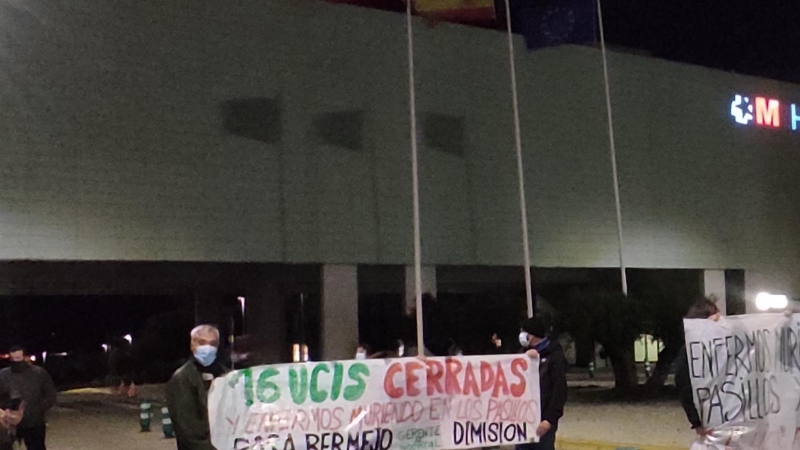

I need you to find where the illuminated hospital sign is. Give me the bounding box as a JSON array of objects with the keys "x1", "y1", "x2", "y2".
[{"x1": 730, "y1": 94, "x2": 800, "y2": 131}]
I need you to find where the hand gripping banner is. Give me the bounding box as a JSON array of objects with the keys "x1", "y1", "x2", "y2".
[
  {"x1": 684, "y1": 313, "x2": 800, "y2": 449},
  {"x1": 209, "y1": 355, "x2": 540, "y2": 450}
]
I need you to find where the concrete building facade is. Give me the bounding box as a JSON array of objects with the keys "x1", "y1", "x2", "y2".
[{"x1": 1, "y1": 0, "x2": 799, "y2": 360}]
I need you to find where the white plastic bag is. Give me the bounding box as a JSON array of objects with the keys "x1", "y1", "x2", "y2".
[{"x1": 690, "y1": 438, "x2": 738, "y2": 450}]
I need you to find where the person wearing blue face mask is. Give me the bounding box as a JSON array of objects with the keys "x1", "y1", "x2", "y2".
[
  {"x1": 166, "y1": 325, "x2": 227, "y2": 450},
  {"x1": 516, "y1": 318, "x2": 567, "y2": 450}
]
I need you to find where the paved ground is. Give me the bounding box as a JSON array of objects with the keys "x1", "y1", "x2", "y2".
[
  {"x1": 46, "y1": 384, "x2": 696, "y2": 450},
  {"x1": 49, "y1": 389, "x2": 174, "y2": 450},
  {"x1": 558, "y1": 398, "x2": 694, "y2": 448}
]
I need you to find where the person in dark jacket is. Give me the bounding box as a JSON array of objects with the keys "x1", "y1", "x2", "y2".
[
  {"x1": 0, "y1": 346, "x2": 57, "y2": 450},
  {"x1": 675, "y1": 298, "x2": 720, "y2": 438},
  {"x1": 110, "y1": 338, "x2": 137, "y2": 398},
  {"x1": 0, "y1": 386, "x2": 24, "y2": 450},
  {"x1": 517, "y1": 318, "x2": 568, "y2": 450},
  {"x1": 166, "y1": 325, "x2": 227, "y2": 450}
]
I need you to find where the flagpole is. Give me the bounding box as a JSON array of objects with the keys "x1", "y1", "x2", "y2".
[
  {"x1": 405, "y1": 0, "x2": 425, "y2": 353},
  {"x1": 503, "y1": 0, "x2": 534, "y2": 318},
  {"x1": 596, "y1": 0, "x2": 628, "y2": 295}
]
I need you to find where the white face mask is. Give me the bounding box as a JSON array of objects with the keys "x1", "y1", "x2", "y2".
[
  {"x1": 355, "y1": 351, "x2": 367, "y2": 360},
  {"x1": 519, "y1": 332, "x2": 531, "y2": 348}
]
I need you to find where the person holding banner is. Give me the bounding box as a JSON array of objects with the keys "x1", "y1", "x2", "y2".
[
  {"x1": 674, "y1": 298, "x2": 719, "y2": 437},
  {"x1": 517, "y1": 317, "x2": 567, "y2": 450},
  {"x1": 0, "y1": 387, "x2": 24, "y2": 450},
  {"x1": 166, "y1": 325, "x2": 228, "y2": 450}
]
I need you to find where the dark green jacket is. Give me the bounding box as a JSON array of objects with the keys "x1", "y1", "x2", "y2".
[{"x1": 166, "y1": 360, "x2": 225, "y2": 450}]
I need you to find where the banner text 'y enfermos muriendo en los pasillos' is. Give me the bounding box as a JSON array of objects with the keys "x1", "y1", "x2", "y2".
[{"x1": 209, "y1": 355, "x2": 541, "y2": 450}]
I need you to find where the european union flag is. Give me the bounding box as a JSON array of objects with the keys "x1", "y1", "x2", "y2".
[{"x1": 509, "y1": 0, "x2": 597, "y2": 50}]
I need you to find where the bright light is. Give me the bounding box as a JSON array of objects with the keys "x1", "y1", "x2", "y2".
[
  {"x1": 755, "y1": 97, "x2": 781, "y2": 127},
  {"x1": 730, "y1": 94, "x2": 800, "y2": 132},
  {"x1": 237, "y1": 296, "x2": 246, "y2": 316},
  {"x1": 731, "y1": 95, "x2": 753, "y2": 125},
  {"x1": 756, "y1": 292, "x2": 789, "y2": 311},
  {"x1": 101, "y1": 344, "x2": 109, "y2": 352},
  {"x1": 42, "y1": 352, "x2": 47, "y2": 363},
  {"x1": 29, "y1": 355, "x2": 36, "y2": 362},
  {"x1": 123, "y1": 334, "x2": 133, "y2": 344},
  {"x1": 292, "y1": 344, "x2": 300, "y2": 362},
  {"x1": 291, "y1": 343, "x2": 309, "y2": 362}
]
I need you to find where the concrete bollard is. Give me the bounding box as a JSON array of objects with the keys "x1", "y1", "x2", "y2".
[
  {"x1": 139, "y1": 401, "x2": 152, "y2": 432},
  {"x1": 161, "y1": 406, "x2": 175, "y2": 439}
]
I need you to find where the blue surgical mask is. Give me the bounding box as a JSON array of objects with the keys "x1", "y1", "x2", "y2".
[
  {"x1": 533, "y1": 338, "x2": 551, "y2": 352},
  {"x1": 194, "y1": 345, "x2": 217, "y2": 367},
  {"x1": 519, "y1": 332, "x2": 531, "y2": 348}
]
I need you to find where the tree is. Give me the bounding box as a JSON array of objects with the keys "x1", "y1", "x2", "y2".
[
  {"x1": 556, "y1": 287, "x2": 647, "y2": 392},
  {"x1": 640, "y1": 288, "x2": 692, "y2": 391},
  {"x1": 634, "y1": 270, "x2": 704, "y2": 391}
]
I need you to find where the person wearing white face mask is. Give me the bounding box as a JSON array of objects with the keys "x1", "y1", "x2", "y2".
[
  {"x1": 355, "y1": 345, "x2": 369, "y2": 360},
  {"x1": 166, "y1": 325, "x2": 227, "y2": 450},
  {"x1": 516, "y1": 318, "x2": 567, "y2": 450}
]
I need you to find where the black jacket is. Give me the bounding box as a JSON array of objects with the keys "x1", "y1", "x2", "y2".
[
  {"x1": 166, "y1": 359, "x2": 226, "y2": 450},
  {"x1": 0, "y1": 364, "x2": 57, "y2": 428},
  {"x1": 535, "y1": 342, "x2": 568, "y2": 426},
  {"x1": 674, "y1": 347, "x2": 702, "y2": 429}
]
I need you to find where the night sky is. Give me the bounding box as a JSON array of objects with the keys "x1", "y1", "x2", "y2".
[
  {"x1": 335, "y1": 0, "x2": 800, "y2": 83},
  {"x1": 593, "y1": 0, "x2": 800, "y2": 84}
]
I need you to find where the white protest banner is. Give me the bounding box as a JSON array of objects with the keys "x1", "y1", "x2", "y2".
[
  {"x1": 209, "y1": 355, "x2": 540, "y2": 450},
  {"x1": 684, "y1": 313, "x2": 800, "y2": 450}
]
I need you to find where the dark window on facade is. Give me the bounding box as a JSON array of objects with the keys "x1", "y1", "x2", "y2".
[
  {"x1": 312, "y1": 110, "x2": 365, "y2": 151},
  {"x1": 221, "y1": 98, "x2": 282, "y2": 145},
  {"x1": 423, "y1": 113, "x2": 465, "y2": 157}
]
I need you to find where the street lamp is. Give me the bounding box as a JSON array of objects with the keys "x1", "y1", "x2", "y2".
[
  {"x1": 123, "y1": 334, "x2": 133, "y2": 344},
  {"x1": 101, "y1": 344, "x2": 109, "y2": 352},
  {"x1": 756, "y1": 292, "x2": 789, "y2": 311},
  {"x1": 237, "y1": 296, "x2": 246, "y2": 334}
]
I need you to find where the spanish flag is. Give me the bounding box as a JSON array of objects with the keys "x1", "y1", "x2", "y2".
[{"x1": 413, "y1": 0, "x2": 496, "y2": 23}]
